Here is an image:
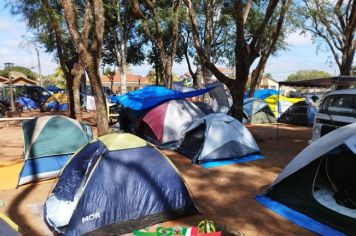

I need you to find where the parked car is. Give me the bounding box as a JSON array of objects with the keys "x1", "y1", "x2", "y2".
[
  {"x1": 1, "y1": 85, "x2": 51, "y2": 111},
  {"x1": 312, "y1": 89, "x2": 356, "y2": 141}
]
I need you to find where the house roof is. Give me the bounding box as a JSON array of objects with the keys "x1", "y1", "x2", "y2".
[
  {"x1": 265, "y1": 77, "x2": 278, "y2": 83},
  {"x1": 217, "y1": 67, "x2": 235, "y2": 75},
  {"x1": 0, "y1": 76, "x2": 8, "y2": 83},
  {"x1": 3, "y1": 76, "x2": 37, "y2": 85},
  {"x1": 101, "y1": 72, "x2": 149, "y2": 83},
  {"x1": 1, "y1": 72, "x2": 37, "y2": 85},
  {"x1": 279, "y1": 76, "x2": 356, "y2": 88}
]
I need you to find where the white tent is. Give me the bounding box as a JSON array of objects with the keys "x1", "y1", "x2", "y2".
[
  {"x1": 259, "y1": 123, "x2": 356, "y2": 236},
  {"x1": 178, "y1": 113, "x2": 260, "y2": 164}
]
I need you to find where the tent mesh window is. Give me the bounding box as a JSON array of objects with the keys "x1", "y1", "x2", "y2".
[
  {"x1": 278, "y1": 101, "x2": 309, "y2": 126},
  {"x1": 267, "y1": 147, "x2": 356, "y2": 235},
  {"x1": 178, "y1": 122, "x2": 206, "y2": 163},
  {"x1": 138, "y1": 121, "x2": 158, "y2": 143}
]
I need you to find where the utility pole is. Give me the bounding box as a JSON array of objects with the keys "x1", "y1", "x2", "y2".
[
  {"x1": 4, "y1": 62, "x2": 15, "y2": 112},
  {"x1": 35, "y1": 48, "x2": 42, "y2": 87}
]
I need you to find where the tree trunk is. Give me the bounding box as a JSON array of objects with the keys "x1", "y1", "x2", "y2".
[
  {"x1": 192, "y1": 74, "x2": 198, "y2": 87},
  {"x1": 336, "y1": 57, "x2": 352, "y2": 89},
  {"x1": 230, "y1": 69, "x2": 249, "y2": 121},
  {"x1": 202, "y1": 66, "x2": 212, "y2": 84},
  {"x1": 155, "y1": 65, "x2": 159, "y2": 85},
  {"x1": 184, "y1": 0, "x2": 284, "y2": 122},
  {"x1": 249, "y1": 60, "x2": 266, "y2": 97},
  {"x1": 336, "y1": 48, "x2": 354, "y2": 89},
  {"x1": 340, "y1": 53, "x2": 353, "y2": 76},
  {"x1": 71, "y1": 63, "x2": 83, "y2": 122},
  {"x1": 164, "y1": 59, "x2": 173, "y2": 89},
  {"x1": 43, "y1": 0, "x2": 76, "y2": 118},
  {"x1": 64, "y1": 71, "x2": 76, "y2": 119},
  {"x1": 62, "y1": 0, "x2": 109, "y2": 136},
  {"x1": 117, "y1": 0, "x2": 127, "y2": 94},
  {"x1": 87, "y1": 69, "x2": 110, "y2": 134},
  {"x1": 201, "y1": 0, "x2": 214, "y2": 84},
  {"x1": 119, "y1": 40, "x2": 127, "y2": 94},
  {"x1": 183, "y1": 37, "x2": 198, "y2": 87}
]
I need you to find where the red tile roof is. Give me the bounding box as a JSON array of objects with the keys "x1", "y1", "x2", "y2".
[{"x1": 101, "y1": 72, "x2": 149, "y2": 83}]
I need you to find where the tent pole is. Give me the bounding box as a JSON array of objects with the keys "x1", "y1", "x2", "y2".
[{"x1": 276, "y1": 83, "x2": 281, "y2": 140}]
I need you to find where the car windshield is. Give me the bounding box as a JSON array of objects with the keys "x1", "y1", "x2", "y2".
[{"x1": 320, "y1": 94, "x2": 356, "y2": 116}]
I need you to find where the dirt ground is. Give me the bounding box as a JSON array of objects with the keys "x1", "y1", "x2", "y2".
[{"x1": 0, "y1": 111, "x2": 313, "y2": 236}]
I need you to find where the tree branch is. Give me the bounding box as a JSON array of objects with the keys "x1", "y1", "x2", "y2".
[
  {"x1": 314, "y1": 1, "x2": 343, "y2": 50},
  {"x1": 250, "y1": 0, "x2": 279, "y2": 52},
  {"x1": 183, "y1": 0, "x2": 232, "y2": 86},
  {"x1": 311, "y1": 21, "x2": 341, "y2": 67},
  {"x1": 265, "y1": 0, "x2": 291, "y2": 64},
  {"x1": 128, "y1": 0, "x2": 145, "y2": 19},
  {"x1": 82, "y1": 0, "x2": 92, "y2": 45},
  {"x1": 243, "y1": 0, "x2": 253, "y2": 24},
  {"x1": 169, "y1": 0, "x2": 180, "y2": 71},
  {"x1": 61, "y1": 0, "x2": 89, "y2": 62},
  {"x1": 89, "y1": 0, "x2": 105, "y2": 61},
  {"x1": 334, "y1": 0, "x2": 346, "y2": 30},
  {"x1": 235, "y1": 0, "x2": 249, "y2": 63},
  {"x1": 43, "y1": 0, "x2": 69, "y2": 75}
]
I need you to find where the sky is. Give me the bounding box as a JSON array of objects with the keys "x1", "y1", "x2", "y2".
[{"x1": 0, "y1": 1, "x2": 339, "y2": 82}]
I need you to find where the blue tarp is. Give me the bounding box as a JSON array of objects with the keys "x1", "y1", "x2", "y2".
[
  {"x1": 253, "y1": 89, "x2": 279, "y2": 100},
  {"x1": 47, "y1": 85, "x2": 64, "y2": 93},
  {"x1": 16, "y1": 97, "x2": 39, "y2": 110},
  {"x1": 256, "y1": 195, "x2": 345, "y2": 236},
  {"x1": 46, "y1": 101, "x2": 68, "y2": 111},
  {"x1": 110, "y1": 95, "x2": 119, "y2": 103},
  {"x1": 116, "y1": 86, "x2": 215, "y2": 110},
  {"x1": 201, "y1": 154, "x2": 265, "y2": 168}
]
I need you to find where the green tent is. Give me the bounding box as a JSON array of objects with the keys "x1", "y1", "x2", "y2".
[{"x1": 19, "y1": 115, "x2": 92, "y2": 185}]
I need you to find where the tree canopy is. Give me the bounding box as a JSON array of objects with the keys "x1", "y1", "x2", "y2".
[
  {"x1": 42, "y1": 67, "x2": 66, "y2": 88},
  {"x1": 297, "y1": 0, "x2": 356, "y2": 75},
  {"x1": 287, "y1": 69, "x2": 332, "y2": 81},
  {"x1": 0, "y1": 66, "x2": 37, "y2": 80}
]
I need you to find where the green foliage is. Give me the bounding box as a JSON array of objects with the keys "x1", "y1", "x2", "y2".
[
  {"x1": 146, "y1": 69, "x2": 162, "y2": 84},
  {"x1": 246, "y1": 1, "x2": 290, "y2": 55},
  {"x1": 102, "y1": 0, "x2": 146, "y2": 67},
  {"x1": 42, "y1": 67, "x2": 66, "y2": 88},
  {"x1": 7, "y1": 0, "x2": 79, "y2": 72},
  {"x1": 0, "y1": 66, "x2": 37, "y2": 80},
  {"x1": 264, "y1": 73, "x2": 273, "y2": 79},
  {"x1": 180, "y1": 0, "x2": 236, "y2": 67},
  {"x1": 104, "y1": 67, "x2": 115, "y2": 75},
  {"x1": 198, "y1": 219, "x2": 216, "y2": 233},
  {"x1": 294, "y1": 0, "x2": 356, "y2": 74},
  {"x1": 287, "y1": 70, "x2": 331, "y2": 82}
]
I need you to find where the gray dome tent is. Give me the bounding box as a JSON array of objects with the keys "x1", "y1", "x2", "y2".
[
  {"x1": 257, "y1": 123, "x2": 356, "y2": 235},
  {"x1": 243, "y1": 98, "x2": 276, "y2": 124},
  {"x1": 177, "y1": 113, "x2": 260, "y2": 164}
]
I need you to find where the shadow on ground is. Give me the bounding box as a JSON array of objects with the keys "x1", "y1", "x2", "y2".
[{"x1": 0, "y1": 122, "x2": 313, "y2": 236}]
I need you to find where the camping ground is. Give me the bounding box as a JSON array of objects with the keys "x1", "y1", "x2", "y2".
[{"x1": 0, "y1": 111, "x2": 313, "y2": 236}]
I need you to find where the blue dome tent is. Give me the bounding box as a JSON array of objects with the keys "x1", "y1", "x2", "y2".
[{"x1": 44, "y1": 133, "x2": 197, "y2": 235}]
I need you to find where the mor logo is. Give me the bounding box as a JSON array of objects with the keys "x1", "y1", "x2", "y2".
[{"x1": 82, "y1": 212, "x2": 101, "y2": 223}]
